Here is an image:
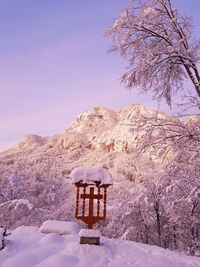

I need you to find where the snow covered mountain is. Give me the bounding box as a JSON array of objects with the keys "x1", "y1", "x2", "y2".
[
  {"x1": 2, "y1": 104, "x2": 195, "y2": 255},
  {"x1": 4, "y1": 104, "x2": 171, "y2": 154},
  {"x1": 0, "y1": 105, "x2": 166, "y2": 224},
  {"x1": 0, "y1": 105, "x2": 173, "y2": 224}
]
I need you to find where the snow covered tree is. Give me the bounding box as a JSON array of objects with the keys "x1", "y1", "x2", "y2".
[
  {"x1": 162, "y1": 138, "x2": 200, "y2": 255},
  {"x1": 130, "y1": 110, "x2": 200, "y2": 161},
  {"x1": 106, "y1": 0, "x2": 200, "y2": 106}
]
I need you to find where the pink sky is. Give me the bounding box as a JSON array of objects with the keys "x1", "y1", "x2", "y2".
[{"x1": 0, "y1": 0, "x2": 200, "y2": 151}]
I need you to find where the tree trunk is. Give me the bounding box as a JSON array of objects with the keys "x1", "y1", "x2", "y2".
[{"x1": 183, "y1": 63, "x2": 200, "y2": 98}]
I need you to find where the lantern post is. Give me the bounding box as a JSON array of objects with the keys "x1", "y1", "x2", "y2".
[{"x1": 70, "y1": 167, "x2": 112, "y2": 245}]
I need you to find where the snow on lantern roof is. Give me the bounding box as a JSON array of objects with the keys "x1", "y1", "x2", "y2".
[{"x1": 70, "y1": 166, "x2": 113, "y2": 185}]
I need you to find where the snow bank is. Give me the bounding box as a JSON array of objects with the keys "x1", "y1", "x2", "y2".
[
  {"x1": 70, "y1": 166, "x2": 113, "y2": 185},
  {"x1": 79, "y1": 229, "x2": 101, "y2": 238},
  {"x1": 0, "y1": 226, "x2": 200, "y2": 267},
  {"x1": 40, "y1": 220, "x2": 79, "y2": 235}
]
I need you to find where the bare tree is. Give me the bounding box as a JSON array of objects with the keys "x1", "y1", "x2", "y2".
[{"x1": 106, "y1": 0, "x2": 200, "y2": 106}]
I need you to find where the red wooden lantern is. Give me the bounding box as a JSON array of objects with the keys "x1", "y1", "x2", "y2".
[{"x1": 71, "y1": 167, "x2": 112, "y2": 229}]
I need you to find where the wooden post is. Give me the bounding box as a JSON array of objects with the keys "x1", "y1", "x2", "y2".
[{"x1": 75, "y1": 184, "x2": 109, "y2": 229}]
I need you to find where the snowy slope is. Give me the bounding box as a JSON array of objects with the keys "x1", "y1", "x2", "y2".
[
  {"x1": 0, "y1": 104, "x2": 165, "y2": 229},
  {"x1": 0, "y1": 226, "x2": 199, "y2": 267}
]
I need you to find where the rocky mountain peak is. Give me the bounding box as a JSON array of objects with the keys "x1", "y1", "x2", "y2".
[
  {"x1": 66, "y1": 106, "x2": 118, "y2": 134},
  {"x1": 57, "y1": 104, "x2": 167, "y2": 153}
]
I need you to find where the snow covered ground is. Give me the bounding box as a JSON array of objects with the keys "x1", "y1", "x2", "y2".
[{"x1": 0, "y1": 226, "x2": 200, "y2": 267}]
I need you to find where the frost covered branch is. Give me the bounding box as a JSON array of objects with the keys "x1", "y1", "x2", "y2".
[
  {"x1": 130, "y1": 110, "x2": 200, "y2": 161},
  {"x1": 106, "y1": 0, "x2": 200, "y2": 106}
]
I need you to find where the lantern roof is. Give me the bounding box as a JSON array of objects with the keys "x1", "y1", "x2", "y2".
[{"x1": 70, "y1": 166, "x2": 113, "y2": 185}]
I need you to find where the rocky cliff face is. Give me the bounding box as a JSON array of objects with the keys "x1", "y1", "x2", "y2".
[
  {"x1": 0, "y1": 104, "x2": 169, "y2": 228},
  {"x1": 55, "y1": 104, "x2": 167, "y2": 154}
]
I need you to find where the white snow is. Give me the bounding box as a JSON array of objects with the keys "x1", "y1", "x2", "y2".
[
  {"x1": 70, "y1": 166, "x2": 113, "y2": 185},
  {"x1": 40, "y1": 220, "x2": 80, "y2": 235},
  {"x1": 0, "y1": 226, "x2": 200, "y2": 267},
  {"x1": 14, "y1": 199, "x2": 34, "y2": 210},
  {"x1": 143, "y1": 7, "x2": 156, "y2": 16},
  {"x1": 0, "y1": 198, "x2": 33, "y2": 210},
  {"x1": 79, "y1": 229, "x2": 101, "y2": 238}
]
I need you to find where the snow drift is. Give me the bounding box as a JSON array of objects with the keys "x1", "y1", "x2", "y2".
[{"x1": 0, "y1": 226, "x2": 200, "y2": 267}]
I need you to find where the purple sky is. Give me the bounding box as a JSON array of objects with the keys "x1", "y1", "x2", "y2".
[{"x1": 1, "y1": 0, "x2": 200, "y2": 151}]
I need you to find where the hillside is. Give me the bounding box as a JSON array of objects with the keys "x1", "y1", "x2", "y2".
[
  {"x1": 1, "y1": 104, "x2": 198, "y2": 255},
  {"x1": 0, "y1": 104, "x2": 168, "y2": 227},
  {"x1": 0, "y1": 226, "x2": 200, "y2": 267}
]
